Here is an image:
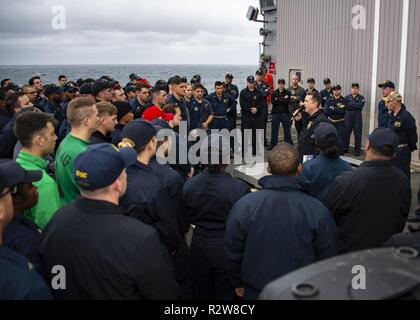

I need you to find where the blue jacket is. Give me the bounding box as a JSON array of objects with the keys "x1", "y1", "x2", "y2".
[
  {"x1": 225, "y1": 175, "x2": 337, "y2": 292},
  {"x1": 186, "y1": 98, "x2": 213, "y2": 130},
  {"x1": 0, "y1": 245, "x2": 52, "y2": 300},
  {"x1": 344, "y1": 94, "x2": 365, "y2": 112},
  {"x1": 129, "y1": 97, "x2": 148, "y2": 119},
  {"x1": 320, "y1": 89, "x2": 333, "y2": 108},
  {"x1": 206, "y1": 92, "x2": 237, "y2": 117},
  {"x1": 111, "y1": 124, "x2": 124, "y2": 146},
  {"x1": 0, "y1": 113, "x2": 19, "y2": 159},
  {"x1": 377, "y1": 99, "x2": 390, "y2": 128},
  {"x1": 183, "y1": 169, "x2": 250, "y2": 234},
  {"x1": 0, "y1": 109, "x2": 12, "y2": 132},
  {"x1": 256, "y1": 80, "x2": 271, "y2": 107},
  {"x1": 121, "y1": 161, "x2": 181, "y2": 252},
  {"x1": 325, "y1": 96, "x2": 347, "y2": 121},
  {"x1": 149, "y1": 156, "x2": 189, "y2": 234},
  {"x1": 44, "y1": 100, "x2": 65, "y2": 128},
  {"x1": 388, "y1": 105, "x2": 418, "y2": 151},
  {"x1": 298, "y1": 154, "x2": 352, "y2": 200},
  {"x1": 3, "y1": 214, "x2": 42, "y2": 269},
  {"x1": 226, "y1": 84, "x2": 239, "y2": 100}
]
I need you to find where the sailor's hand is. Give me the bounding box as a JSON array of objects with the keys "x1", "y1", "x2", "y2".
[{"x1": 292, "y1": 109, "x2": 302, "y2": 122}]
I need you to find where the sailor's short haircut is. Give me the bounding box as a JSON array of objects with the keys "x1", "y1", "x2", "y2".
[
  {"x1": 96, "y1": 102, "x2": 117, "y2": 118},
  {"x1": 162, "y1": 104, "x2": 179, "y2": 115},
  {"x1": 306, "y1": 92, "x2": 322, "y2": 108},
  {"x1": 193, "y1": 83, "x2": 205, "y2": 91},
  {"x1": 67, "y1": 97, "x2": 96, "y2": 127},
  {"x1": 171, "y1": 77, "x2": 187, "y2": 86},
  {"x1": 268, "y1": 143, "x2": 300, "y2": 176}
]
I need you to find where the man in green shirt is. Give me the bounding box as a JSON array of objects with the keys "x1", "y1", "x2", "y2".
[
  {"x1": 55, "y1": 97, "x2": 99, "y2": 206},
  {"x1": 14, "y1": 112, "x2": 60, "y2": 229}
]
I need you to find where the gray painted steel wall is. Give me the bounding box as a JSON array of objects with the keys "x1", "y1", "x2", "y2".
[
  {"x1": 404, "y1": 0, "x2": 420, "y2": 162},
  {"x1": 274, "y1": 0, "x2": 419, "y2": 161}
]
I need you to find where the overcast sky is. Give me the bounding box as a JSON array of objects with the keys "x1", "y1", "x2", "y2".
[{"x1": 0, "y1": 0, "x2": 261, "y2": 65}]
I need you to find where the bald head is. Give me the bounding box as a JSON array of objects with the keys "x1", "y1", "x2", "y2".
[
  {"x1": 291, "y1": 75, "x2": 299, "y2": 86},
  {"x1": 267, "y1": 143, "x2": 301, "y2": 176}
]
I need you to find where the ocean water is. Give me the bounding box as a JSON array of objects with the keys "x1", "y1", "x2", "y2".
[{"x1": 0, "y1": 64, "x2": 258, "y2": 90}]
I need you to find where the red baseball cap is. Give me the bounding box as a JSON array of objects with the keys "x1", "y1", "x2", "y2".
[
  {"x1": 142, "y1": 106, "x2": 174, "y2": 122},
  {"x1": 136, "y1": 78, "x2": 152, "y2": 88}
]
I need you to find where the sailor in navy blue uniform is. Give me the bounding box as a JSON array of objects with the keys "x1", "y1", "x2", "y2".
[
  {"x1": 239, "y1": 76, "x2": 264, "y2": 156},
  {"x1": 224, "y1": 74, "x2": 239, "y2": 100},
  {"x1": 320, "y1": 78, "x2": 333, "y2": 110},
  {"x1": 183, "y1": 135, "x2": 250, "y2": 300},
  {"x1": 188, "y1": 84, "x2": 214, "y2": 132},
  {"x1": 206, "y1": 81, "x2": 237, "y2": 131},
  {"x1": 43, "y1": 84, "x2": 65, "y2": 128},
  {"x1": 167, "y1": 77, "x2": 190, "y2": 128},
  {"x1": 386, "y1": 92, "x2": 418, "y2": 181},
  {"x1": 119, "y1": 120, "x2": 191, "y2": 299},
  {"x1": 344, "y1": 83, "x2": 365, "y2": 155},
  {"x1": 325, "y1": 85, "x2": 347, "y2": 153},
  {"x1": 300, "y1": 78, "x2": 319, "y2": 102},
  {"x1": 255, "y1": 70, "x2": 271, "y2": 146},
  {"x1": 190, "y1": 74, "x2": 208, "y2": 97},
  {"x1": 0, "y1": 159, "x2": 51, "y2": 300},
  {"x1": 377, "y1": 80, "x2": 395, "y2": 128}
]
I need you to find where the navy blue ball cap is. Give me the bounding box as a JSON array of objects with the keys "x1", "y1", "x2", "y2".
[
  {"x1": 312, "y1": 122, "x2": 337, "y2": 140},
  {"x1": 79, "y1": 83, "x2": 93, "y2": 95},
  {"x1": 255, "y1": 70, "x2": 263, "y2": 76},
  {"x1": 0, "y1": 160, "x2": 42, "y2": 192},
  {"x1": 92, "y1": 78, "x2": 117, "y2": 96},
  {"x1": 124, "y1": 85, "x2": 136, "y2": 94},
  {"x1": 247, "y1": 76, "x2": 255, "y2": 83},
  {"x1": 121, "y1": 119, "x2": 157, "y2": 149},
  {"x1": 155, "y1": 80, "x2": 167, "y2": 87},
  {"x1": 225, "y1": 73, "x2": 234, "y2": 79},
  {"x1": 43, "y1": 84, "x2": 62, "y2": 97},
  {"x1": 129, "y1": 73, "x2": 140, "y2": 81},
  {"x1": 192, "y1": 74, "x2": 201, "y2": 81},
  {"x1": 378, "y1": 80, "x2": 395, "y2": 89},
  {"x1": 332, "y1": 84, "x2": 342, "y2": 91},
  {"x1": 368, "y1": 128, "x2": 399, "y2": 153},
  {"x1": 323, "y1": 78, "x2": 331, "y2": 85},
  {"x1": 74, "y1": 143, "x2": 137, "y2": 191},
  {"x1": 63, "y1": 81, "x2": 79, "y2": 93}
]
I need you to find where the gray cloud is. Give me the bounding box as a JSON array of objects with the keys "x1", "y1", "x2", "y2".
[{"x1": 0, "y1": 0, "x2": 261, "y2": 64}]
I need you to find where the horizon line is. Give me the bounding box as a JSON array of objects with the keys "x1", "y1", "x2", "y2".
[{"x1": 0, "y1": 63, "x2": 258, "y2": 67}]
